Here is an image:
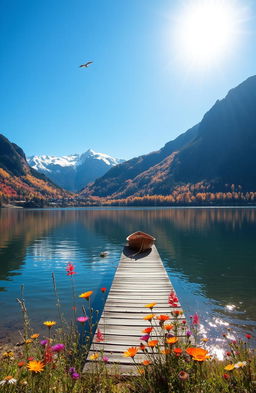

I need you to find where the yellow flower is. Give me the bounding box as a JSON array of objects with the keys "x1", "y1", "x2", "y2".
[
  {"x1": 201, "y1": 338, "x2": 209, "y2": 342},
  {"x1": 234, "y1": 361, "x2": 247, "y2": 368},
  {"x1": 30, "y1": 334, "x2": 40, "y2": 339},
  {"x1": 25, "y1": 339, "x2": 33, "y2": 344},
  {"x1": 89, "y1": 353, "x2": 99, "y2": 360},
  {"x1": 79, "y1": 291, "x2": 93, "y2": 299},
  {"x1": 27, "y1": 360, "x2": 45, "y2": 373},
  {"x1": 143, "y1": 314, "x2": 155, "y2": 321},
  {"x1": 144, "y1": 303, "x2": 157, "y2": 309},
  {"x1": 2, "y1": 351, "x2": 14, "y2": 358},
  {"x1": 224, "y1": 364, "x2": 235, "y2": 371},
  {"x1": 123, "y1": 347, "x2": 138, "y2": 358},
  {"x1": 43, "y1": 321, "x2": 56, "y2": 328},
  {"x1": 166, "y1": 337, "x2": 179, "y2": 345}
]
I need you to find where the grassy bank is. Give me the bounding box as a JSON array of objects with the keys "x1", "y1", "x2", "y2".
[{"x1": 0, "y1": 265, "x2": 255, "y2": 393}]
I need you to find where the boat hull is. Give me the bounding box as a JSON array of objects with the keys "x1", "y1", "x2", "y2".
[{"x1": 126, "y1": 231, "x2": 155, "y2": 252}]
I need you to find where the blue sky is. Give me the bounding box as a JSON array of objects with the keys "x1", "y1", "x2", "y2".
[{"x1": 0, "y1": 0, "x2": 256, "y2": 160}]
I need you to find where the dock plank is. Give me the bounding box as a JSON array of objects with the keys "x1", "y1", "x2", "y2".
[{"x1": 83, "y1": 245, "x2": 186, "y2": 375}]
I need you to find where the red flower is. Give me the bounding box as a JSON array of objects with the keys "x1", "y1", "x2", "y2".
[
  {"x1": 66, "y1": 263, "x2": 76, "y2": 276},
  {"x1": 245, "y1": 334, "x2": 252, "y2": 339},
  {"x1": 173, "y1": 347, "x2": 182, "y2": 356},
  {"x1": 28, "y1": 357, "x2": 34, "y2": 361},
  {"x1": 101, "y1": 287, "x2": 107, "y2": 293},
  {"x1": 223, "y1": 373, "x2": 230, "y2": 380},
  {"x1": 96, "y1": 328, "x2": 104, "y2": 342},
  {"x1": 168, "y1": 290, "x2": 179, "y2": 307},
  {"x1": 44, "y1": 345, "x2": 53, "y2": 364},
  {"x1": 192, "y1": 313, "x2": 200, "y2": 325},
  {"x1": 226, "y1": 351, "x2": 231, "y2": 356}
]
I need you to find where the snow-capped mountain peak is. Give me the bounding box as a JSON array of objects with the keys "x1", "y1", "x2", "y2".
[{"x1": 27, "y1": 150, "x2": 124, "y2": 192}]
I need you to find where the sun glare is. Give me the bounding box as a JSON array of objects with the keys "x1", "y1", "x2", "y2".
[{"x1": 174, "y1": 0, "x2": 245, "y2": 68}]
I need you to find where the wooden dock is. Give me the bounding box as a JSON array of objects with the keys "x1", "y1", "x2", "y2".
[{"x1": 84, "y1": 245, "x2": 186, "y2": 374}]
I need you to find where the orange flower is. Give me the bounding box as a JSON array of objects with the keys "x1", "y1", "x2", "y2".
[
  {"x1": 123, "y1": 347, "x2": 138, "y2": 358},
  {"x1": 186, "y1": 347, "x2": 208, "y2": 357},
  {"x1": 25, "y1": 339, "x2": 33, "y2": 344},
  {"x1": 161, "y1": 349, "x2": 171, "y2": 355},
  {"x1": 79, "y1": 291, "x2": 93, "y2": 299},
  {"x1": 144, "y1": 303, "x2": 157, "y2": 309},
  {"x1": 201, "y1": 338, "x2": 209, "y2": 342},
  {"x1": 43, "y1": 321, "x2": 56, "y2": 328},
  {"x1": 148, "y1": 340, "x2": 158, "y2": 348},
  {"x1": 157, "y1": 315, "x2": 170, "y2": 322},
  {"x1": 186, "y1": 347, "x2": 210, "y2": 361},
  {"x1": 142, "y1": 327, "x2": 153, "y2": 334},
  {"x1": 142, "y1": 360, "x2": 152, "y2": 366},
  {"x1": 171, "y1": 310, "x2": 183, "y2": 317},
  {"x1": 173, "y1": 348, "x2": 182, "y2": 356},
  {"x1": 143, "y1": 314, "x2": 155, "y2": 321},
  {"x1": 30, "y1": 334, "x2": 40, "y2": 339},
  {"x1": 164, "y1": 324, "x2": 174, "y2": 331},
  {"x1": 89, "y1": 353, "x2": 99, "y2": 360},
  {"x1": 166, "y1": 337, "x2": 179, "y2": 345},
  {"x1": 27, "y1": 360, "x2": 45, "y2": 373}
]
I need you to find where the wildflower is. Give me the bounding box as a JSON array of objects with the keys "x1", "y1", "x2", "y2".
[
  {"x1": 164, "y1": 324, "x2": 174, "y2": 331},
  {"x1": 18, "y1": 361, "x2": 26, "y2": 367},
  {"x1": 30, "y1": 334, "x2": 40, "y2": 339},
  {"x1": 192, "y1": 313, "x2": 200, "y2": 325},
  {"x1": 245, "y1": 334, "x2": 252, "y2": 339},
  {"x1": 142, "y1": 360, "x2": 151, "y2": 365},
  {"x1": 71, "y1": 373, "x2": 80, "y2": 380},
  {"x1": 96, "y1": 328, "x2": 104, "y2": 342},
  {"x1": 40, "y1": 340, "x2": 49, "y2": 346},
  {"x1": 166, "y1": 337, "x2": 179, "y2": 345},
  {"x1": 234, "y1": 361, "x2": 247, "y2": 368},
  {"x1": 144, "y1": 302, "x2": 157, "y2": 309},
  {"x1": 102, "y1": 356, "x2": 109, "y2": 363},
  {"x1": 138, "y1": 368, "x2": 145, "y2": 375},
  {"x1": 148, "y1": 340, "x2": 158, "y2": 348},
  {"x1": 168, "y1": 290, "x2": 179, "y2": 307},
  {"x1": 182, "y1": 320, "x2": 186, "y2": 324},
  {"x1": 172, "y1": 310, "x2": 183, "y2": 317},
  {"x1": 173, "y1": 348, "x2": 182, "y2": 356},
  {"x1": 0, "y1": 376, "x2": 17, "y2": 385},
  {"x1": 27, "y1": 360, "x2": 45, "y2": 373},
  {"x1": 201, "y1": 338, "x2": 209, "y2": 342},
  {"x1": 142, "y1": 327, "x2": 153, "y2": 334},
  {"x1": 51, "y1": 344, "x2": 65, "y2": 352},
  {"x1": 140, "y1": 343, "x2": 146, "y2": 351},
  {"x1": 157, "y1": 315, "x2": 170, "y2": 323},
  {"x1": 140, "y1": 334, "x2": 150, "y2": 342},
  {"x1": 161, "y1": 349, "x2": 171, "y2": 355},
  {"x1": 101, "y1": 287, "x2": 107, "y2": 293},
  {"x1": 43, "y1": 321, "x2": 56, "y2": 328},
  {"x1": 89, "y1": 353, "x2": 99, "y2": 360},
  {"x1": 178, "y1": 371, "x2": 189, "y2": 381},
  {"x1": 224, "y1": 364, "x2": 235, "y2": 371},
  {"x1": 44, "y1": 346, "x2": 53, "y2": 364},
  {"x1": 143, "y1": 314, "x2": 155, "y2": 321},
  {"x1": 2, "y1": 351, "x2": 14, "y2": 358},
  {"x1": 28, "y1": 357, "x2": 34, "y2": 361},
  {"x1": 186, "y1": 330, "x2": 192, "y2": 337},
  {"x1": 123, "y1": 347, "x2": 138, "y2": 358},
  {"x1": 69, "y1": 367, "x2": 76, "y2": 375},
  {"x1": 226, "y1": 351, "x2": 231, "y2": 356},
  {"x1": 186, "y1": 347, "x2": 210, "y2": 361},
  {"x1": 223, "y1": 373, "x2": 230, "y2": 380},
  {"x1": 77, "y1": 316, "x2": 89, "y2": 323},
  {"x1": 79, "y1": 291, "x2": 93, "y2": 299},
  {"x1": 25, "y1": 339, "x2": 33, "y2": 344},
  {"x1": 66, "y1": 263, "x2": 76, "y2": 276}
]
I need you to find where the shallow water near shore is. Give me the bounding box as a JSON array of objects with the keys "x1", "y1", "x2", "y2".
[{"x1": 0, "y1": 207, "x2": 255, "y2": 357}]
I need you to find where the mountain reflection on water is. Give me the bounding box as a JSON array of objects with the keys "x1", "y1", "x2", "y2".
[{"x1": 0, "y1": 207, "x2": 255, "y2": 352}]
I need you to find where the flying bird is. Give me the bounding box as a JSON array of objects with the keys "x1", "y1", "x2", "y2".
[{"x1": 79, "y1": 61, "x2": 93, "y2": 68}]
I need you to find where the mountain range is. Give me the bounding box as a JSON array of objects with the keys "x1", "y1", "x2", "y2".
[
  {"x1": 27, "y1": 150, "x2": 124, "y2": 192},
  {"x1": 0, "y1": 134, "x2": 69, "y2": 205},
  {"x1": 82, "y1": 75, "x2": 256, "y2": 199}
]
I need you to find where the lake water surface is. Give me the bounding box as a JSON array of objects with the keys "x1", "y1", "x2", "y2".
[{"x1": 0, "y1": 207, "x2": 255, "y2": 357}]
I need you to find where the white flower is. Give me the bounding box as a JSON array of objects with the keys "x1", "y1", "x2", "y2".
[
  {"x1": 0, "y1": 376, "x2": 17, "y2": 385},
  {"x1": 234, "y1": 361, "x2": 247, "y2": 368}
]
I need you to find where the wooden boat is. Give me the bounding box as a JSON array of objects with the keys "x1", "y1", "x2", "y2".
[{"x1": 126, "y1": 231, "x2": 155, "y2": 252}]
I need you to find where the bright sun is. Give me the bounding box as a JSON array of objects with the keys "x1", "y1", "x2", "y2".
[{"x1": 174, "y1": 0, "x2": 244, "y2": 68}]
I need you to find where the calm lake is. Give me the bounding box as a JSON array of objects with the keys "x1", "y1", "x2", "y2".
[{"x1": 0, "y1": 207, "x2": 255, "y2": 357}]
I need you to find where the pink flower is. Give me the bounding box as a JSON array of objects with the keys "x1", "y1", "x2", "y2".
[
  {"x1": 77, "y1": 316, "x2": 89, "y2": 323},
  {"x1": 168, "y1": 290, "x2": 179, "y2": 307},
  {"x1": 192, "y1": 313, "x2": 200, "y2": 325},
  {"x1": 96, "y1": 328, "x2": 104, "y2": 342},
  {"x1": 51, "y1": 344, "x2": 65, "y2": 352},
  {"x1": 102, "y1": 356, "x2": 109, "y2": 363},
  {"x1": 140, "y1": 334, "x2": 150, "y2": 342}
]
